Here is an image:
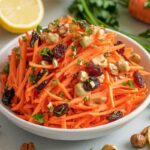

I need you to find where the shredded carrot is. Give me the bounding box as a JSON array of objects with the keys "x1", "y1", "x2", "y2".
[{"x1": 0, "y1": 16, "x2": 149, "y2": 129}]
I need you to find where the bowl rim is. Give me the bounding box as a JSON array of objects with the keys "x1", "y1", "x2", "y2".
[{"x1": 0, "y1": 28, "x2": 150, "y2": 133}]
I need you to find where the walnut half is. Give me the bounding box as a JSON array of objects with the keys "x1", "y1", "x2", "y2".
[{"x1": 20, "y1": 142, "x2": 35, "y2": 150}]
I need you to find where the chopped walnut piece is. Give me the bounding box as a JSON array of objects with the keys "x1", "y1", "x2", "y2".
[{"x1": 20, "y1": 142, "x2": 35, "y2": 150}]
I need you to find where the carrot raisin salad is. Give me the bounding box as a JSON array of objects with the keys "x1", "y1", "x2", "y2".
[{"x1": 0, "y1": 16, "x2": 149, "y2": 129}]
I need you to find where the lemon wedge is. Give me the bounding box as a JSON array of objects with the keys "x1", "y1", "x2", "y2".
[
  {"x1": 148, "y1": 126, "x2": 150, "y2": 144},
  {"x1": 0, "y1": 0, "x2": 44, "y2": 33}
]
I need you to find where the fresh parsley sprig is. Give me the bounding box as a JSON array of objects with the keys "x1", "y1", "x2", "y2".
[
  {"x1": 33, "y1": 113, "x2": 44, "y2": 123},
  {"x1": 69, "y1": 0, "x2": 150, "y2": 52}
]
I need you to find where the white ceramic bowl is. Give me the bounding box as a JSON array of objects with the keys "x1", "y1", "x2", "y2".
[{"x1": 0, "y1": 29, "x2": 150, "y2": 141}]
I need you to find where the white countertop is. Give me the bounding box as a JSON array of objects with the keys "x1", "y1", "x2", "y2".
[{"x1": 0, "y1": 0, "x2": 150, "y2": 149}]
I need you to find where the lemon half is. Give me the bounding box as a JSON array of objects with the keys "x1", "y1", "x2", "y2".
[{"x1": 0, "y1": 0, "x2": 44, "y2": 33}]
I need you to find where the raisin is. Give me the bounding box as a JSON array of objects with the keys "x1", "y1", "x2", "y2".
[
  {"x1": 30, "y1": 32, "x2": 42, "y2": 48},
  {"x1": 115, "y1": 41, "x2": 125, "y2": 55},
  {"x1": 42, "y1": 52, "x2": 54, "y2": 63},
  {"x1": 115, "y1": 41, "x2": 129, "y2": 61},
  {"x1": 83, "y1": 77, "x2": 100, "y2": 91},
  {"x1": 115, "y1": 41, "x2": 123, "y2": 46},
  {"x1": 53, "y1": 103, "x2": 69, "y2": 117},
  {"x1": 36, "y1": 69, "x2": 47, "y2": 82},
  {"x1": 86, "y1": 63, "x2": 103, "y2": 77},
  {"x1": 2, "y1": 87, "x2": 15, "y2": 105},
  {"x1": 37, "y1": 80, "x2": 48, "y2": 90},
  {"x1": 52, "y1": 44, "x2": 67, "y2": 59},
  {"x1": 133, "y1": 71, "x2": 145, "y2": 88},
  {"x1": 107, "y1": 110, "x2": 123, "y2": 122}
]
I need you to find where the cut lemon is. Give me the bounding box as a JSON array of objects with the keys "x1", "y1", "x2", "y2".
[
  {"x1": 148, "y1": 126, "x2": 150, "y2": 144},
  {"x1": 0, "y1": 0, "x2": 44, "y2": 33}
]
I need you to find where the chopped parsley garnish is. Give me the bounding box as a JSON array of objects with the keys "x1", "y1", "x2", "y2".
[
  {"x1": 36, "y1": 25, "x2": 42, "y2": 34},
  {"x1": 13, "y1": 47, "x2": 21, "y2": 59},
  {"x1": 53, "y1": 19, "x2": 60, "y2": 26},
  {"x1": 42, "y1": 28, "x2": 49, "y2": 33},
  {"x1": 29, "y1": 67, "x2": 36, "y2": 84},
  {"x1": 77, "y1": 20, "x2": 92, "y2": 35},
  {"x1": 77, "y1": 58, "x2": 82, "y2": 65},
  {"x1": 2, "y1": 63, "x2": 9, "y2": 74},
  {"x1": 29, "y1": 73, "x2": 36, "y2": 84},
  {"x1": 122, "y1": 80, "x2": 135, "y2": 89},
  {"x1": 40, "y1": 48, "x2": 50, "y2": 56},
  {"x1": 128, "y1": 80, "x2": 135, "y2": 89},
  {"x1": 72, "y1": 45, "x2": 78, "y2": 52},
  {"x1": 83, "y1": 96, "x2": 90, "y2": 102},
  {"x1": 52, "y1": 79, "x2": 58, "y2": 85},
  {"x1": 32, "y1": 113, "x2": 44, "y2": 123},
  {"x1": 22, "y1": 36, "x2": 27, "y2": 42},
  {"x1": 70, "y1": 45, "x2": 78, "y2": 57},
  {"x1": 59, "y1": 92, "x2": 65, "y2": 98},
  {"x1": 122, "y1": 82, "x2": 127, "y2": 86}
]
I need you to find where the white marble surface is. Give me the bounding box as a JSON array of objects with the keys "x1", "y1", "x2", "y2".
[{"x1": 0, "y1": 0, "x2": 150, "y2": 149}]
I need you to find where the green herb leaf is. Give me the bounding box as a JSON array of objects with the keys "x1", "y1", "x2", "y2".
[
  {"x1": 128, "y1": 80, "x2": 135, "y2": 89},
  {"x1": 22, "y1": 36, "x2": 27, "y2": 42},
  {"x1": 77, "y1": 58, "x2": 82, "y2": 65},
  {"x1": 144, "y1": 0, "x2": 150, "y2": 8},
  {"x1": 77, "y1": 20, "x2": 92, "y2": 35},
  {"x1": 59, "y1": 92, "x2": 65, "y2": 98},
  {"x1": 139, "y1": 29, "x2": 150, "y2": 39},
  {"x1": 52, "y1": 79, "x2": 58, "y2": 85},
  {"x1": 29, "y1": 74, "x2": 36, "y2": 84},
  {"x1": 2, "y1": 63, "x2": 9, "y2": 74},
  {"x1": 33, "y1": 113, "x2": 44, "y2": 123},
  {"x1": 72, "y1": 45, "x2": 78, "y2": 52},
  {"x1": 36, "y1": 25, "x2": 42, "y2": 33},
  {"x1": 122, "y1": 82, "x2": 127, "y2": 86},
  {"x1": 83, "y1": 96, "x2": 90, "y2": 102},
  {"x1": 42, "y1": 28, "x2": 49, "y2": 33},
  {"x1": 40, "y1": 48, "x2": 50, "y2": 56},
  {"x1": 53, "y1": 19, "x2": 60, "y2": 26},
  {"x1": 13, "y1": 47, "x2": 21, "y2": 59},
  {"x1": 29, "y1": 68, "x2": 36, "y2": 84}
]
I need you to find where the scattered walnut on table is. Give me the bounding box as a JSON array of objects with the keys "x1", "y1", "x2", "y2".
[
  {"x1": 102, "y1": 144, "x2": 118, "y2": 150},
  {"x1": 20, "y1": 142, "x2": 35, "y2": 150},
  {"x1": 141, "y1": 126, "x2": 150, "y2": 136},
  {"x1": 130, "y1": 134, "x2": 146, "y2": 148}
]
